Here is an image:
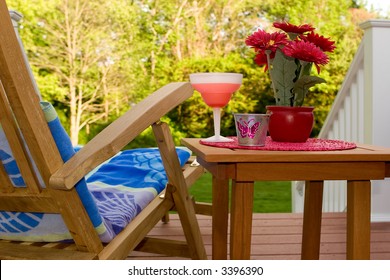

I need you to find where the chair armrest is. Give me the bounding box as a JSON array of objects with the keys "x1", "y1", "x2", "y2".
[{"x1": 50, "y1": 82, "x2": 193, "y2": 190}]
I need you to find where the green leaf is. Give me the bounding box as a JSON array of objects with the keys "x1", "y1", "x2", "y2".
[
  {"x1": 293, "y1": 76, "x2": 326, "y2": 106},
  {"x1": 269, "y1": 49, "x2": 297, "y2": 106}
]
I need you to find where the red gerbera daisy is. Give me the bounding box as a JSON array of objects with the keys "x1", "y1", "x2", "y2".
[
  {"x1": 254, "y1": 52, "x2": 268, "y2": 66},
  {"x1": 273, "y1": 22, "x2": 315, "y2": 34},
  {"x1": 301, "y1": 32, "x2": 336, "y2": 52},
  {"x1": 245, "y1": 30, "x2": 288, "y2": 53},
  {"x1": 282, "y1": 40, "x2": 329, "y2": 73}
]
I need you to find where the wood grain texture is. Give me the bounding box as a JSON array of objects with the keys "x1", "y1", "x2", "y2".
[
  {"x1": 301, "y1": 181, "x2": 324, "y2": 259},
  {"x1": 181, "y1": 137, "x2": 390, "y2": 260},
  {"x1": 127, "y1": 213, "x2": 390, "y2": 260},
  {"x1": 347, "y1": 181, "x2": 371, "y2": 259}
]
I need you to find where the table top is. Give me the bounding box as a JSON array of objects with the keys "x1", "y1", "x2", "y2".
[{"x1": 181, "y1": 138, "x2": 390, "y2": 163}]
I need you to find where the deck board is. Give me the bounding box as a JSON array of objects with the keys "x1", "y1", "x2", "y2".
[{"x1": 127, "y1": 212, "x2": 390, "y2": 260}]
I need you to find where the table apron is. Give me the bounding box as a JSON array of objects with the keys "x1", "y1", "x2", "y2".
[
  {"x1": 235, "y1": 162, "x2": 387, "y2": 181},
  {"x1": 196, "y1": 157, "x2": 235, "y2": 179}
]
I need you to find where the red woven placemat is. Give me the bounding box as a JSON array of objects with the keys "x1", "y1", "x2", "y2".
[{"x1": 199, "y1": 136, "x2": 357, "y2": 151}]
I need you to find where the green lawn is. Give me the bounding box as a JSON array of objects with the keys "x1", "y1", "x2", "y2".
[{"x1": 189, "y1": 172, "x2": 292, "y2": 213}]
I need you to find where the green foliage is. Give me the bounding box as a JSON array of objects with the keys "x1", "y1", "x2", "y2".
[{"x1": 6, "y1": 0, "x2": 381, "y2": 145}]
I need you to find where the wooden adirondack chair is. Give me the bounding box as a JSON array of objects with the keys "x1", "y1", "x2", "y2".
[{"x1": 0, "y1": 0, "x2": 207, "y2": 260}]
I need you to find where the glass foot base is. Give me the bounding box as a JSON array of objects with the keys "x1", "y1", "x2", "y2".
[{"x1": 202, "y1": 135, "x2": 234, "y2": 143}]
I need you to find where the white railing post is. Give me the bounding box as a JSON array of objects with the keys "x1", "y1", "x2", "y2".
[{"x1": 360, "y1": 20, "x2": 390, "y2": 221}]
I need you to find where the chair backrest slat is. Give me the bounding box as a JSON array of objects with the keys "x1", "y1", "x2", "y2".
[
  {"x1": 0, "y1": 0, "x2": 63, "y2": 188},
  {"x1": 0, "y1": 162, "x2": 13, "y2": 193},
  {"x1": 0, "y1": 81, "x2": 42, "y2": 194}
]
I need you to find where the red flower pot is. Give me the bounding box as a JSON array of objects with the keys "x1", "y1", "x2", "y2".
[{"x1": 266, "y1": 106, "x2": 314, "y2": 142}]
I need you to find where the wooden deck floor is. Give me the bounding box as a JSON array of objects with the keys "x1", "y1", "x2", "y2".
[{"x1": 127, "y1": 212, "x2": 390, "y2": 260}]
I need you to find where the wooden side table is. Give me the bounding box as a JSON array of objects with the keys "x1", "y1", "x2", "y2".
[{"x1": 182, "y1": 138, "x2": 390, "y2": 260}]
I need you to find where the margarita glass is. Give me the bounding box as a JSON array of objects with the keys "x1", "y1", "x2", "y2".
[{"x1": 189, "y1": 72, "x2": 243, "y2": 142}]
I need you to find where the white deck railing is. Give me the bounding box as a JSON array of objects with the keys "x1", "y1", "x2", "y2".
[{"x1": 292, "y1": 20, "x2": 390, "y2": 221}]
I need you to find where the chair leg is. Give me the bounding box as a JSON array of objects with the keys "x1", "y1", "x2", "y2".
[
  {"x1": 162, "y1": 212, "x2": 170, "y2": 223},
  {"x1": 168, "y1": 184, "x2": 208, "y2": 259},
  {"x1": 152, "y1": 122, "x2": 207, "y2": 259}
]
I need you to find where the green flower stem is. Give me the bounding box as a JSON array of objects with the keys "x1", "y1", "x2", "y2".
[
  {"x1": 265, "y1": 50, "x2": 277, "y2": 96},
  {"x1": 300, "y1": 60, "x2": 313, "y2": 77},
  {"x1": 298, "y1": 60, "x2": 309, "y2": 79}
]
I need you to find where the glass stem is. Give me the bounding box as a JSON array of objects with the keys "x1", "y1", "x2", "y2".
[{"x1": 213, "y1": 107, "x2": 221, "y2": 140}]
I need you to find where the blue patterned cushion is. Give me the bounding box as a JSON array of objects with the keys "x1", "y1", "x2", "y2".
[{"x1": 41, "y1": 102, "x2": 104, "y2": 230}]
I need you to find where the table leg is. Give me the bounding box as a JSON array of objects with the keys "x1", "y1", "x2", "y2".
[
  {"x1": 347, "y1": 180, "x2": 371, "y2": 260},
  {"x1": 301, "y1": 180, "x2": 323, "y2": 260},
  {"x1": 230, "y1": 180, "x2": 254, "y2": 260},
  {"x1": 212, "y1": 176, "x2": 230, "y2": 260}
]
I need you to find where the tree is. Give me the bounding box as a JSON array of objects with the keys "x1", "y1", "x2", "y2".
[
  {"x1": 9, "y1": 0, "x2": 136, "y2": 145},
  {"x1": 130, "y1": 0, "x2": 271, "y2": 137}
]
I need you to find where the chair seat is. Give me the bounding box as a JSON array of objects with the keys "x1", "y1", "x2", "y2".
[{"x1": 0, "y1": 148, "x2": 191, "y2": 243}]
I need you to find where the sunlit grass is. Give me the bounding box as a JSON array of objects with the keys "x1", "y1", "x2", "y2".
[{"x1": 189, "y1": 172, "x2": 292, "y2": 213}]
